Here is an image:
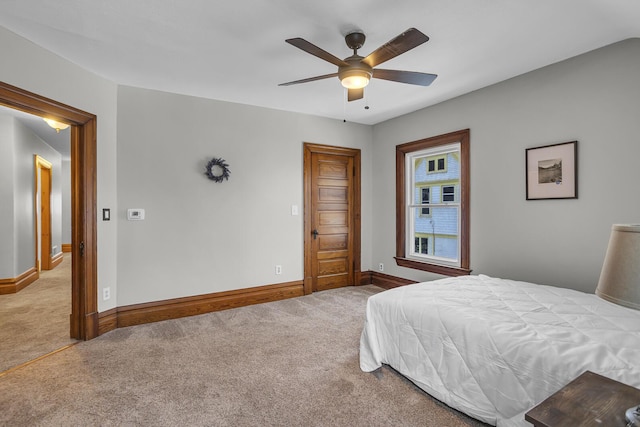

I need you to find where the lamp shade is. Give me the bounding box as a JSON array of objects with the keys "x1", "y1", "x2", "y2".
[{"x1": 595, "y1": 224, "x2": 640, "y2": 310}]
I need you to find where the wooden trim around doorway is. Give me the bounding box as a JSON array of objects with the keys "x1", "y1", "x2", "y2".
[
  {"x1": 0, "y1": 81, "x2": 98, "y2": 340},
  {"x1": 303, "y1": 143, "x2": 361, "y2": 295}
]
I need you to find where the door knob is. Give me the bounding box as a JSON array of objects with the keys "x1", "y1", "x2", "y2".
[{"x1": 312, "y1": 229, "x2": 319, "y2": 239}]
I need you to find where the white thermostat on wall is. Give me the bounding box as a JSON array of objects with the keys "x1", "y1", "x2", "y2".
[{"x1": 127, "y1": 208, "x2": 145, "y2": 220}]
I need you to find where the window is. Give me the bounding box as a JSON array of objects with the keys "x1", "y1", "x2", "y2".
[
  {"x1": 427, "y1": 156, "x2": 447, "y2": 173},
  {"x1": 414, "y1": 237, "x2": 429, "y2": 254},
  {"x1": 420, "y1": 186, "x2": 430, "y2": 215},
  {"x1": 442, "y1": 185, "x2": 456, "y2": 202},
  {"x1": 395, "y1": 129, "x2": 470, "y2": 276}
]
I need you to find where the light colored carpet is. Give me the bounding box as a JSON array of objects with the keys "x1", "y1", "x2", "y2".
[
  {"x1": 0, "y1": 284, "x2": 487, "y2": 426},
  {"x1": 0, "y1": 255, "x2": 76, "y2": 373}
]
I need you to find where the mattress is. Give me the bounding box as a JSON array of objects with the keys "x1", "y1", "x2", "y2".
[{"x1": 359, "y1": 275, "x2": 640, "y2": 427}]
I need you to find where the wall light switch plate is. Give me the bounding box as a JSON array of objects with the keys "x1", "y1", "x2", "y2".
[
  {"x1": 127, "y1": 208, "x2": 145, "y2": 220},
  {"x1": 102, "y1": 208, "x2": 110, "y2": 221},
  {"x1": 291, "y1": 205, "x2": 299, "y2": 216}
]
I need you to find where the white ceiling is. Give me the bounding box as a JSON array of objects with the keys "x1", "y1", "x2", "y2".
[{"x1": 1, "y1": 0, "x2": 640, "y2": 126}]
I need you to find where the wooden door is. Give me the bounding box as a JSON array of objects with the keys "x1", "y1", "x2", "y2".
[
  {"x1": 41, "y1": 164, "x2": 52, "y2": 270},
  {"x1": 35, "y1": 155, "x2": 52, "y2": 271},
  {"x1": 304, "y1": 144, "x2": 361, "y2": 294}
]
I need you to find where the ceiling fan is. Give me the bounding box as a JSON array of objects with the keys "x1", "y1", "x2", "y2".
[{"x1": 279, "y1": 28, "x2": 437, "y2": 102}]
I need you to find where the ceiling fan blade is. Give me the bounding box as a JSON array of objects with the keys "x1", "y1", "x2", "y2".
[
  {"x1": 372, "y1": 69, "x2": 437, "y2": 86},
  {"x1": 285, "y1": 38, "x2": 349, "y2": 67},
  {"x1": 279, "y1": 73, "x2": 338, "y2": 86},
  {"x1": 348, "y1": 88, "x2": 364, "y2": 102},
  {"x1": 362, "y1": 28, "x2": 429, "y2": 68}
]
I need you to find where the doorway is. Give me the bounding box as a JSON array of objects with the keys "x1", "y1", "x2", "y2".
[
  {"x1": 0, "y1": 81, "x2": 98, "y2": 340},
  {"x1": 303, "y1": 143, "x2": 361, "y2": 294}
]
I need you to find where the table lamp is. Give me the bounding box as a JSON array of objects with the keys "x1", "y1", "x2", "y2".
[{"x1": 595, "y1": 224, "x2": 640, "y2": 426}]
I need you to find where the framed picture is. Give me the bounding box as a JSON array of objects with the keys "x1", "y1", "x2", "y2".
[{"x1": 526, "y1": 141, "x2": 577, "y2": 200}]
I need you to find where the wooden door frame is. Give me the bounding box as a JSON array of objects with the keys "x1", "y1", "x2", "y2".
[
  {"x1": 34, "y1": 155, "x2": 53, "y2": 271},
  {"x1": 1, "y1": 81, "x2": 99, "y2": 340},
  {"x1": 303, "y1": 143, "x2": 361, "y2": 295}
]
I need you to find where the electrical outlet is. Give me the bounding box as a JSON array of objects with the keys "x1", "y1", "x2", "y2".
[
  {"x1": 378, "y1": 263, "x2": 384, "y2": 272},
  {"x1": 103, "y1": 287, "x2": 111, "y2": 301},
  {"x1": 275, "y1": 265, "x2": 282, "y2": 275}
]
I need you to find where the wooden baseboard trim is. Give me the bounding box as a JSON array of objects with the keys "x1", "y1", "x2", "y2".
[
  {"x1": 359, "y1": 271, "x2": 373, "y2": 285},
  {"x1": 98, "y1": 308, "x2": 118, "y2": 335},
  {"x1": 370, "y1": 271, "x2": 418, "y2": 290},
  {"x1": 50, "y1": 252, "x2": 64, "y2": 269},
  {"x1": 61, "y1": 244, "x2": 72, "y2": 253},
  {"x1": 97, "y1": 280, "x2": 305, "y2": 334},
  {"x1": 0, "y1": 267, "x2": 39, "y2": 294}
]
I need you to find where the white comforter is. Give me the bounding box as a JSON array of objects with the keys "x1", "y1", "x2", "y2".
[{"x1": 360, "y1": 275, "x2": 640, "y2": 427}]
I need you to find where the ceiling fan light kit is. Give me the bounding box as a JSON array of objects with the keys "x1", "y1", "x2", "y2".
[
  {"x1": 339, "y1": 68, "x2": 371, "y2": 89},
  {"x1": 280, "y1": 28, "x2": 437, "y2": 102}
]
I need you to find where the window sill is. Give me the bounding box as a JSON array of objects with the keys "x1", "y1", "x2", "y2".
[{"x1": 394, "y1": 257, "x2": 471, "y2": 277}]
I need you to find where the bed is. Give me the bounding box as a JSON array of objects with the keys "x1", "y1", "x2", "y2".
[{"x1": 359, "y1": 274, "x2": 640, "y2": 427}]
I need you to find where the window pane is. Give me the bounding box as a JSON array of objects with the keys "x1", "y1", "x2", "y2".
[
  {"x1": 419, "y1": 187, "x2": 430, "y2": 215},
  {"x1": 442, "y1": 186, "x2": 455, "y2": 202},
  {"x1": 420, "y1": 237, "x2": 428, "y2": 254},
  {"x1": 411, "y1": 206, "x2": 459, "y2": 262},
  {"x1": 421, "y1": 187, "x2": 430, "y2": 203},
  {"x1": 428, "y1": 159, "x2": 435, "y2": 172},
  {"x1": 438, "y1": 158, "x2": 445, "y2": 170}
]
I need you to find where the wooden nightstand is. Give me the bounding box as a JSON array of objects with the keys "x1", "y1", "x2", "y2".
[{"x1": 525, "y1": 371, "x2": 640, "y2": 427}]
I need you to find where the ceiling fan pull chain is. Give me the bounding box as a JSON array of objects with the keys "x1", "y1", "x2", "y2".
[{"x1": 343, "y1": 88, "x2": 347, "y2": 122}]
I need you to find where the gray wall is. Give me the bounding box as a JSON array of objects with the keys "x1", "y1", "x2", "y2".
[
  {"x1": 0, "y1": 114, "x2": 62, "y2": 278},
  {"x1": 61, "y1": 159, "x2": 71, "y2": 245},
  {"x1": 372, "y1": 38, "x2": 640, "y2": 293},
  {"x1": 0, "y1": 114, "x2": 16, "y2": 277},
  {"x1": 116, "y1": 86, "x2": 373, "y2": 305}
]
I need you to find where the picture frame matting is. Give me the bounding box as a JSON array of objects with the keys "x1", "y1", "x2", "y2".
[{"x1": 526, "y1": 141, "x2": 577, "y2": 200}]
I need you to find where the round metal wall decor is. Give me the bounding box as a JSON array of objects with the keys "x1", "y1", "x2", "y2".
[{"x1": 204, "y1": 157, "x2": 231, "y2": 183}]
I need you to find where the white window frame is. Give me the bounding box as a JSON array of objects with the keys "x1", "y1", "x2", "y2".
[{"x1": 406, "y1": 143, "x2": 461, "y2": 267}]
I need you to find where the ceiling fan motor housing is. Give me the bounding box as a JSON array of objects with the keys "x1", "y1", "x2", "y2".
[{"x1": 345, "y1": 31, "x2": 366, "y2": 51}]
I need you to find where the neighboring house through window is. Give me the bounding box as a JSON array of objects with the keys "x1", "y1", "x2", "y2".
[{"x1": 395, "y1": 129, "x2": 470, "y2": 276}]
